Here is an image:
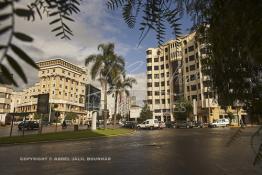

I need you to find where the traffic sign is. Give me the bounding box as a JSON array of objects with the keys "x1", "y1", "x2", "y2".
[{"x1": 37, "y1": 94, "x2": 49, "y2": 114}]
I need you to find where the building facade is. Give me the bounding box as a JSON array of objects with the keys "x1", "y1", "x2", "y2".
[
  {"x1": 0, "y1": 85, "x2": 12, "y2": 124},
  {"x1": 14, "y1": 58, "x2": 88, "y2": 122},
  {"x1": 146, "y1": 32, "x2": 246, "y2": 123}
]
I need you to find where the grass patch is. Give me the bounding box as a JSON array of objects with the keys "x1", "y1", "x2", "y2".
[{"x1": 0, "y1": 128, "x2": 133, "y2": 145}]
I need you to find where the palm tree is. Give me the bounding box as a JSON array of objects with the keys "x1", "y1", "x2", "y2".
[
  {"x1": 109, "y1": 74, "x2": 137, "y2": 128},
  {"x1": 85, "y1": 43, "x2": 124, "y2": 129}
]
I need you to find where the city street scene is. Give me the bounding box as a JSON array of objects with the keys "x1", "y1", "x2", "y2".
[{"x1": 0, "y1": 0, "x2": 262, "y2": 175}]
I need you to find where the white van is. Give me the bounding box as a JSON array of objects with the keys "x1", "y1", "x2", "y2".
[
  {"x1": 209, "y1": 118, "x2": 230, "y2": 128},
  {"x1": 137, "y1": 119, "x2": 159, "y2": 129}
]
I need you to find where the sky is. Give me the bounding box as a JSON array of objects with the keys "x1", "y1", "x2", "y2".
[{"x1": 8, "y1": 0, "x2": 193, "y2": 105}]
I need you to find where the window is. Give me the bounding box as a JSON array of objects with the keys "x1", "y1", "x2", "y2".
[
  {"x1": 166, "y1": 64, "x2": 169, "y2": 69},
  {"x1": 154, "y1": 58, "x2": 159, "y2": 62},
  {"x1": 161, "y1": 73, "x2": 164, "y2": 77},
  {"x1": 148, "y1": 100, "x2": 152, "y2": 104},
  {"x1": 160, "y1": 57, "x2": 164, "y2": 61},
  {"x1": 166, "y1": 72, "x2": 169, "y2": 77},
  {"x1": 147, "y1": 74, "x2": 152, "y2": 79},
  {"x1": 186, "y1": 67, "x2": 189, "y2": 72},
  {"x1": 155, "y1": 91, "x2": 160, "y2": 96},
  {"x1": 185, "y1": 57, "x2": 188, "y2": 63},
  {"x1": 188, "y1": 46, "x2": 194, "y2": 52},
  {"x1": 65, "y1": 86, "x2": 68, "y2": 89},
  {"x1": 146, "y1": 50, "x2": 152, "y2": 55},
  {"x1": 161, "y1": 90, "x2": 165, "y2": 95},
  {"x1": 147, "y1": 91, "x2": 152, "y2": 96},
  {"x1": 198, "y1": 83, "x2": 201, "y2": 89},
  {"x1": 166, "y1": 56, "x2": 169, "y2": 60},
  {"x1": 53, "y1": 69, "x2": 55, "y2": 72},
  {"x1": 42, "y1": 71, "x2": 45, "y2": 74},
  {"x1": 161, "y1": 64, "x2": 164, "y2": 69},
  {"x1": 154, "y1": 109, "x2": 161, "y2": 113},
  {"x1": 189, "y1": 55, "x2": 195, "y2": 61},
  {"x1": 167, "y1": 99, "x2": 170, "y2": 104},
  {"x1": 154, "y1": 82, "x2": 159, "y2": 87},
  {"x1": 190, "y1": 74, "x2": 196, "y2": 81},
  {"x1": 147, "y1": 66, "x2": 152, "y2": 71},
  {"x1": 192, "y1": 95, "x2": 197, "y2": 100},
  {"x1": 190, "y1": 65, "x2": 195, "y2": 71},
  {"x1": 165, "y1": 48, "x2": 168, "y2": 52},
  {"x1": 147, "y1": 58, "x2": 152, "y2": 63},
  {"x1": 196, "y1": 53, "x2": 199, "y2": 59},
  {"x1": 59, "y1": 91, "x2": 62, "y2": 95},
  {"x1": 42, "y1": 85, "x2": 45, "y2": 88},
  {"x1": 154, "y1": 66, "x2": 159, "y2": 70},
  {"x1": 191, "y1": 85, "x2": 197, "y2": 91},
  {"x1": 155, "y1": 99, "x2": 160, "y2": 104},
  {"x1": 162, "y1": 99, "x2": 165, "y2": 104},
  {"x1": 167, "y1": 81, "x2": 169, "y2": 86},
  {"x1": 161, "y1": 81, "x2": 165, "y2": 86},
  {"x1": 154, "y1": 74, "x2": 159, "y2": 79},
  {"x1": 147, "y1": 83, "x2": 152, "y2": 87},
  {"x1": 187, "y1": 86, "x2": 190, "y2": 91},
  {"x1": 185, "y1": 48, "x2": 188, "y2": 54}
]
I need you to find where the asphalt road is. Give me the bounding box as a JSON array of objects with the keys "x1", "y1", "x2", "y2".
[{"x1": 0, "y1": 127, "x2": 262, "y2": 175}]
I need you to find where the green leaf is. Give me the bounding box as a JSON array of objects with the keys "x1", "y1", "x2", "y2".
[
  {"x1": 15, "y1": 8, "x2": 33, "y2": 17},
  {"x1": 0, "y1": 26, "x2": 11, "y2": 35},
  {"x1": 6, "y1": 54, "x2": 27, "y2": 83},
  {"x1": 51, "y1": 26, "x2": 62, "y2": 32},
  {"x1": 0, "y1": 45, "x2": 6, "y2": 50},
  {"x1": 49, "y1": 11, "x2": 59, "y2": 17},
  {"x1": 0, "y1": 64, "x2": 17, "y2": 86},
  {"x1": 10, "y1": 44, "x2": 38, "y2": 69},
  {"x1": 55, "y1": 32, "x2": 63, "y2": 37},
  {"x1": 0, "y1": 14, "x2": 11, "y2": 21},
  {"x1": 14, "y1": 32, "x2": 33, "y2": 42},
  {"x1": 49, "y1": 18, "x2": 60, "y2": 25},
  {"x1": 0, "y1": 1, "x2": 10, "y2": 10},
  {"x1": 61, "y1": 15, "x2": 75, "y2": 22}
]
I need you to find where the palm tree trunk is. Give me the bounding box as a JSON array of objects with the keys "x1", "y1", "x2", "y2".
[
  {"x1": 113, "y1": 91, "x2": 118, "y2": 128},
  {"x1": 103, "y1": 82, "x2": 107, "y2": 129}
]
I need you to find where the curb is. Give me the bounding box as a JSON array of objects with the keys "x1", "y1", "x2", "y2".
[{"x1": 0, "y1": 130, "x2": 136, "y2": 146}]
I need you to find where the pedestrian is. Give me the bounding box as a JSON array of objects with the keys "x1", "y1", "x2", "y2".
[{"x1": 240, "y1": 118, "x2": 244, "y2": 128}]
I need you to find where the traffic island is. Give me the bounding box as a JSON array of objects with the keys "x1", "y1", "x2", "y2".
[{"x1": 0, "y1": 128, "x2": 134, "y2": 145}]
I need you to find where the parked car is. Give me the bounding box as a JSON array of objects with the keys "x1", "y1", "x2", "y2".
[
  {"x1": 137, "y1": 119, "x2": 159, "y2": 130},
  {"x1": 123, "y1": 121, "x2": 137, "y2": 129},
  {"x1": 208, "y1": 118, "x2": 230, "y2": 128},
  {"x1": 137, "y1": 121, "x2": 147, "y2": 129},
  {"x1": 193, "y1": 121, "x2": 204, "y2": 128},
  {"x1": 175, "y1": 120, "x2": 194, "y2": 128},
  {"x1": 159, "y1": 121, "x2": 166, "y2": 129},
  {"x1": 165, "y1": 121, "x2": 175, "y2": 128},
  {"x1": 18, "y1": 121, "x2": 39, "y2": 130}
]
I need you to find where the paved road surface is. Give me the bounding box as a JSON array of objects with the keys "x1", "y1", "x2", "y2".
[{"x1": 0, "y1": 127, "x2": 262, "y2": 175}]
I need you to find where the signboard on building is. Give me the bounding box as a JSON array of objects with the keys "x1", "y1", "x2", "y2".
[
  {"x1": 37, "y1": 93, "x2": 49, "y2": 114},
  {"x1": 86, "y1": 84, "x2": 101, "y2": 111}
]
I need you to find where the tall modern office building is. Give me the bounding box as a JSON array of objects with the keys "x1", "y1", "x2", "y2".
[{"x1": 146, "y1": 32, "x2": 246, "y2": 123}]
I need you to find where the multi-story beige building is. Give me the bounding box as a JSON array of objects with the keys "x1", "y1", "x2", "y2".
[
  {"x1": 146, "y1": 32, "x2": 246, "y2": 123},
  {"x1": 146, "y1": 39, "x2": 182, "y2": 122},
  {"x1": 0, "y1": 84, "x2": 12, "y2": 124},
  {"x1": 14, "y1": 58, "x2": 88, "y2": 121}
]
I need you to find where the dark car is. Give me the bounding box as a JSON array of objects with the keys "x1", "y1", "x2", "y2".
[
  {"x1": 193, "y1": 121, "x2": 204, "y2": 128},
  {"x1": 175, "y1": 120, "x2": 194, "y2": 128},
  {"x1": 123, "y1": 121, "x2": 137, "y2": 129},
  {"x1": 18, "y1": 121, "x2": 39, "y2": 130},
  {"x1": 165, "y1": 121, "x2": 175, "y2": 128}
]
